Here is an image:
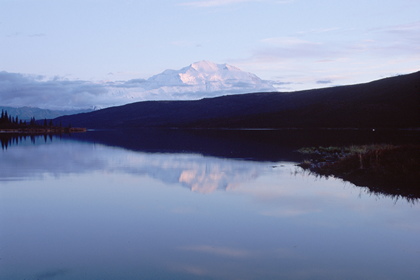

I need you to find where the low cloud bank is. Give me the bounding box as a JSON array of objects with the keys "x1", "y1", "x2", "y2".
[{"x1": 0, "y1": 71, "x2": 113, "y2": 110}]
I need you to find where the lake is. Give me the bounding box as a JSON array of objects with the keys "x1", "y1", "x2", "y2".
[{"x1": 1, "y1": 129, "x2": 419, "y2": 280}]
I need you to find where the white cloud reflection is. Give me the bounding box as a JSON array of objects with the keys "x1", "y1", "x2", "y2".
[
  {"x1": 2, "y1": 134, "x2": 416, "y2": 214},
  {"x1": 0, "y1": 136, "x2": 272, "y2": 194},
  {"x1": 179, "y1": 245, "x2": 252, "y2": 257},
  {"x1": 2, "y1": 135, "x2": 419, "y2": 280}
]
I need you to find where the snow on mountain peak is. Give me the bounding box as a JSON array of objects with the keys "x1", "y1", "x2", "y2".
[
  {"x1": 190, "y1": 60, "x2": 220, "y2": 72},
  {"x1": 118, "y1": 61, "x2": 276, "y2": 102},
  {"x1": 188, "y1": 60, "x2": 241, "y2": 74},
  {"x1": 162, "y1": 60, "x2": 273, "y2": 88}
]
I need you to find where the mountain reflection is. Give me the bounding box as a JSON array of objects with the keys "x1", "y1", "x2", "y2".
[
  {"x1": 1, "y1": 129, "x2": 419, "y2": 199},
  {"x1": 0, "y1": 134, "x2": 278, "y2": 193},
  {"x1": 126, "y1": 153, "x2": 267, "y2": 193},
  {"x1": 2, "y1": 132, "x2": 419, "y2": 280}
]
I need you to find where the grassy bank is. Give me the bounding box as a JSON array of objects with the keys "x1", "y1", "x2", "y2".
[{"x1": 298, "y1": 144, "x2": 420, "y2": 200}]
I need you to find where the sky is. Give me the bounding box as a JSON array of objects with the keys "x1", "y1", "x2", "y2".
[{"x1": 1, "y1": 0, "x2": 419, "y2": 109}]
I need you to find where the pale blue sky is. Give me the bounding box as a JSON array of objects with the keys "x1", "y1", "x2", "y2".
[{"x1": 1, "y1": 0, "x2": 419, "y2": 93}]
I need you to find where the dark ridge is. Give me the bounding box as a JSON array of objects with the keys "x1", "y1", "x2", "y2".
[{"x1": 54, "y1": 71, "x2": 420, "y2": 129}]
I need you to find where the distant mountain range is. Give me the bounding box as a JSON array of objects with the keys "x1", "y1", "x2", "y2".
[
  {"x1": 0, "y1": 106, "x2": 91, "y2": 121},
  {"x1": 0, "y1": 61, "x2": 275, "y2": 111},
  {"x1": 54, "y1": 70, "x2": 419, "y2": 129}
]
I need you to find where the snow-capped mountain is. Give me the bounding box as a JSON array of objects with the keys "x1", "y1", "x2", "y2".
[
  {"x1": 148, "y1": 60, "x2": 272, "y2": 89},
  {"x1": 0, "y1": 61, "x2": 277, "y2": 112},
  {"x1": 118, "y1": 61, "x2": 276, "y2": 100}
]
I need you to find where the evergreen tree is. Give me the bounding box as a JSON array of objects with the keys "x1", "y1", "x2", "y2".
[{"x1": 4, "y1": 111, "x2": 9, "y2": 123}]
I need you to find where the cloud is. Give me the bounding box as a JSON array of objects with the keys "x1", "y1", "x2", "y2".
[
  {"x1": 6, "y1": 32, "x2": 21, "y2": 38},
  {"x1": 316, "y1": 80, "x2": 332, "y2": 84},
  {"x1": 272, "y1": 81, "x2": 293, "y2": 86},
  {"x1": 28, "y1": 33, "x2": 47, "y2": 38},
  {"x1": 231, "y1": 20, "x2": 420, "y2": 90},
  {"x1": 255, "y1": 36, "x2": 339, "y2": 61},
  {"x1": 180, "y1": 245, "x2": 251, "y2": 257},
  {"x1": 368, "y1": 21, "x2": 420, "y2": 54},
  {"x1": 114, "y1": 78, "x2": 147, "y2": 88},
  {"x1": 0, "y1": 71, "x2": 113, "y2": 110},
  {"x1": 0, "y1": 60, "x2": 276, "y2": 110},
  {"x1": 254, "y1": 21, "x2": 420, "y2": 61},
  {"x1": 376, "y1": 20, "x2": 420, "y2": 35}
]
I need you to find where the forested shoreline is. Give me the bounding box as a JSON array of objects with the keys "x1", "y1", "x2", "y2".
[{"x1": 0, "y1": 110, "x2": 85, "y2": 133}]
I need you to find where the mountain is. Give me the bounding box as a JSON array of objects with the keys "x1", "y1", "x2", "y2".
[
  {"x1": 0, "y1": 106, "x2": 92, "y2": 121},
  {"x1": 54, "y1": 70, "x2": 420, "y2": 129},
  {"x1": 148, "y1": 60, "x2": 273, "y2": 90},
  {"x1": 118, "y1": 61, "x2": 276, "y2": 100},
  {"x1": 0, "y1": 61, "x2": 275, "y2": 111}
]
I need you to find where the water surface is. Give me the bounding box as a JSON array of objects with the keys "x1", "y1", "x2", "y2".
[{"x1": 0, "y1": 130, "x2": 419, "y2": 280}]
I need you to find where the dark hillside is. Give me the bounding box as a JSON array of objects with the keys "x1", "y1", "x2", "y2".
[{"x1": 54, "y1": 71, "x2": 420, "y2": 129}]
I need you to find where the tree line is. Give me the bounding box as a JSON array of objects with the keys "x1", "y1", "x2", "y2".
[{"x1": 0, "y1": 110, "x2": 64, "y2": 129}]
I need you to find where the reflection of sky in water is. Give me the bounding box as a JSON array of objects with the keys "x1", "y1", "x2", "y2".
[
  {"x1": 1, "y1": 138, "x2": 419, "y2": 280},
  {"x1": 1, "y1": 137, "x2": 272, "y2": 193}
]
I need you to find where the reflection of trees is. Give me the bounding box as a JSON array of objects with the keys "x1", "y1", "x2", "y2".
[
  {"x1": 1, "y1": 134, "x2": 22, "y2": 150},
  {"x1": 1, "y1": 134, "x2": 55, "y2": 150}
]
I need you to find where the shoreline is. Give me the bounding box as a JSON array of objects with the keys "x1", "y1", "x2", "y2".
[
  {"x1": 298, "y1": 144, "x2": 420, "y2": 200},
  {"x1": 0, "y1": 127, "x2": 86, "y2": 134}
]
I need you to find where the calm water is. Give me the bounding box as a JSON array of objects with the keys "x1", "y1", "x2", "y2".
[{"x1": 1, "y1": 130, "x2": 419, "y2": 280}]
